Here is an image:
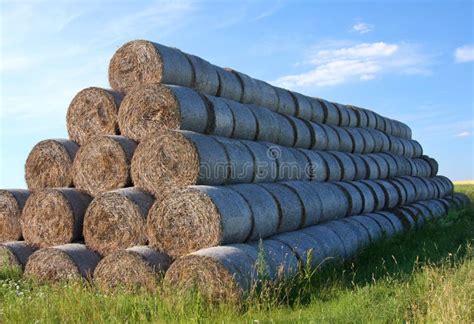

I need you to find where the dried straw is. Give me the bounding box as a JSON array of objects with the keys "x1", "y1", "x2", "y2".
[
  {"x1": 94, "y1": 246, "x2": 171, "y2": 292},
  {"x1": 0, "y1": 189, "x2": 29, "y2": 241},
  {"x1": 25, "y1": 139, "x2": 79, "y2": 189},
  {"x1": 22, "y1": 188, "x2": 92, "y2": 248},
  {"x1": 0, "y1": 241, "x2": 36, "y2": 270},
  {"x1": 73, "y1": 135, "x2": 137, "y2": 196},
  {"x1": 66, "y1": 87, "x2": 123, "y2": 145},
  {"x1": 24, "y1": 243, "x2": 101, "y2": 283},
  {"x1": 84, "y1": 188, "x2": 154, "y2": 256}
]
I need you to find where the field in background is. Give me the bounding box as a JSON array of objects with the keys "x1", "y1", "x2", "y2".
[{"x1": 1, "y1": 185, "x2": 473, "y2": 322}]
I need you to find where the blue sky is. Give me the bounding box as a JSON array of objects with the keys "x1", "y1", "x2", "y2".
[{"x1": 0, "y1": 0, "x2": 473, "y2": 187}]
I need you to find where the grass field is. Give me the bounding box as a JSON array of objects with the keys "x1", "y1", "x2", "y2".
[{"x1": 1, "y1": 185, "x2": 473, "y2": 322}]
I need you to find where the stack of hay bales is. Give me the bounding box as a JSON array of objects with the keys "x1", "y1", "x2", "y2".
[{"x1": 0, "y1": 40, "x2": 470, "y2": 299}]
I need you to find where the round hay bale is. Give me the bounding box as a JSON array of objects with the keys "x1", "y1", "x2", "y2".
[
  {"x1": 412, "y1": 140, "x2": 423, "y2": 157},
  {"x1": 249, "y1": 239, "x2": 299, "y2": 279},
  {"x1": 359, "y1": 155, "x2": 380, "y2": 180},
  {"x1": 393, "y1": 155, "x2": 411, "y2": 177},
  {"x1": 341, "y1": 218, "x2": 371, "y2": 249},
  {"x1": 290, "y1": 148, "x2": 312, "y2": 181},
  {"x1": 184, "y1": 53, "x2": 220, "y2": 96},
  {"x1": 301, "y1": 225, "x2": 346, "y2": 262},
  {"x1": 0, "y1": 241, "x2": 36, "y2": 270},
  {"x1": 399, "y1": 206, "x2": 425, "y2": 227},
  {"x1": 431, "y1": 178, "x2": 446, "y2": 199},
  {"x1": 378, "y1": 130, "x2": 391, "y2": 152},
  {"x1": 320, "y1": 220, "x2": 359, "y2": 259},
  {"x1": 332, "y1": 182, "x2": 364, "y2": 216},
  {"x1": 118, "y1": 84, "x2": 208, "y2": 142},
  {"x1": 402, "y1": 176, "x2": 429, "y2": 201},
  {"x1": 421, "y1": 155, "x2": 438, "y2": 177},
  {"x1": 367, "y1": 153, "x2": 389, "y2": 179},
  {"x1": 319, "y1": 99, "x2": 340, "y2": 125},
  {"x1": 283, "y1": 181, "x2": 323, "y2": 227},
  {"x1": 335, "y1": 103, "x2": 350, "y2": 127},
  {"x1": 365, "y1": 129, "x2": 383, "y2": 153},
  {"x1": 66, "y1": 87, "x2": 123, "y2": 145},
  {"x1": 309, "y1": 98, "x2": 325, "y2": 123},
  {"x1": 300, "y1": 150, "x2": 328, "y2": 181},
  {"x1": 319, "y1": 124, "x2": 340, "y2": 151},
  {"x1": 410, "y1": 203, "x2": 434, "y2": 222},
  {"x1": 273, "y1": 231, "x2": 326, "y2": 268},
  {"x1": 164, "y1": 244, "x2": 258, "y2": 302},
  {"x1": 242, "y1": 141, "x2": 278, "y2": 183},
  {"x1": 308, "y1": 122, "x2": 328, "y2": 151},
  {"x1": 349, "y1": 106, "x2": 369, "y2": 128},
  {"x1": 374, "y1": 113, "x2": 385, "y2": 132},
  {"x1": 364, "y1": 213, "x2": 396, "y2": 238},
  {"x1": 311, "y1": 183, "x2": 349, "y2": 222},
  {"x1": 257, "y1": 183, "x2": 304, "y2": 233},
  {"x1": 350, "y1": 181, "x2": 376, "y2": 214},
  {"x1": 392, "y1": 209, "x2": 416, "y2": 230},
  {"x1": 332, "y1": 127, "x2": 353, "y2": 153},
  {"x1": 358, "y1": 128, "x2": 376, "y2": 153},
  {"x1": 230, "y1": 184, "x2": 279, "y2": 241},
  {"x1": 437, "y1": 176, "x2": 454, "y2": 195},
  {"x1": 291, "y1": 92, "x2": 313, "y2": 121},
  {"x1": 360, "y1": 180, "x2": 386, "y2": 211},
  {"x1": 379, "y1": 152, "x2": 398, "y2": 178},
  {"x1": 374, "y1": 179, "x2": 400, "y2": 209},
  {"x1": 0, "y1": 189, "x2": 29, "y2": 241},
  {"x1": 387, "y1": 179, "x2": 408, "y2": 207},
  {"x1": 274, "y1": 87, "x2": 297, "y2": 116},
  {"x1": 215, "y1": 137, "x2": 254, "y2": 184},
  {"x1": 22, "y1": 189, "x2": 92, "y2": 248},
  {"x1": 389, "y1": 136, "x2": 404, "y2": 156},
  {"x1": 318, "y1": 152, "x2": 342, "y2": 181},
  {"x1": 363, "y1": 109, "x2": 377, "y2": 129},
  {"x1": 25, "y1": 139, "x2": 78, "y2": 189},
  {"x1": 348, "y1": 154, "x2": 368, "y2": 180},
  {"x1": 272, "y1": 145, "x2": 299, "y2": 182},
  {"x1": 276, "y1": 115, "x2": 296, "y2": 147},
  {"x1": 374, "y1": 211, "x2": 404, "y2": 234},
  {"x1": 384, "y1": 119, "x2": 393, "y2": 136},
  {"x1": 84, "y1": 188, "x2": 154, "y2": 256},
  {"x1": 229, "y1": 70, "x2": 266, "y2": 107},
  {"x1": 131, "y1": 130, "x2": 228, "y2": 196},
  {"x1": 400, "y1": 138, "x2": 415, "y2": 158},
  {"x1": 345, "y1": 128, "x2": 365, "y2": 154},
  {"x1": 346, "y1": 106, "x2": 358, "y2": 128},
  {"x1": 390, "y1": 120, "x2": 400, "y2": 137},
  {"x1": 148, "y1": 186, "x2": 252, "y2": 258},
  {"x1": 203, "y1": 95, "x2": 234, "y2": 138},
  {"x1": 215, "y1": 67, "x2": 243, "y2": 102},
  {"x1": 94, "y1": 246, "x2": 171, "y2": 292},
  {"x1": 247, "y1": 105, "x2": 280, "y2": 144},
  {"x1": 454, "y1": 193, "x2": 471, "y2": 206},
  {"x1": 285, "y1": 116, "x2": 312, "y2": 149},
  {"x1": 108, "y1": 40, "x2": 193, "y2": 94},
  {"x1": 328, "y1": 152, "x2": 356, "y2": 181},
  {"x1": 25, "y1": 243, "x2": 101, "y2": 283},
  {"x1": 419, "y1": 177, "x2": 437, "y2": 198},
  {"x1": 222, "y1": 98, "x2": 258, "y2": 140},
  {"x1": 73, "y1": 136, "x2": 136, "y2": 196}
]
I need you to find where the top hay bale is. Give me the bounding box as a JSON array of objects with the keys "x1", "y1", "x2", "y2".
[{"x1": 108, "y1": 40, "x2": 412, "y2": 139}]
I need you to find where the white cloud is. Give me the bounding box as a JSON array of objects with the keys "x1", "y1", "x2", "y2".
[
  {"x1": 273, "y1": 41, "x2": 432, "y2": 89},
  {"x1": 352, "y1": 22, "x2": 373, "y2": 34},
  {"x1": 455, "y1": 131, "x2": 471, "y2": 138},
  {"x1": 454, "y1": 45, "x2": 474, "y2": 63}
]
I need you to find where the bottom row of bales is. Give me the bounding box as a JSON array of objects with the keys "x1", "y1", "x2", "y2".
[{"x1": 0, "y1": 193, "x2": 470, "y2": 300}]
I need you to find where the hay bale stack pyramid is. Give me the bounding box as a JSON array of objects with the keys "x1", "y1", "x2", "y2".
[{"x1": 0, "y1": 40, "x2": 471, "y2": 299}]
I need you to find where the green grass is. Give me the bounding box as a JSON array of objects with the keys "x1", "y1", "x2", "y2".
[{"x1": 1, "y1": 185, "x2": 473, "y2": 323}]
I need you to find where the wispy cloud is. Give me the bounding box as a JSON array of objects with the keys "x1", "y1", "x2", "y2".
[
  {"x1": 273, "y1": 41, "x2": 432, "y2": 89},
  {"x1": 455, "y1": 131, "x2": 471, "y2": 138},
  {"x1": 454, "y1": 44, "x2": 474, "y2": 63},
  {"x1": 352, "y1": 22, "x2": 374, "y2": 34}
]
